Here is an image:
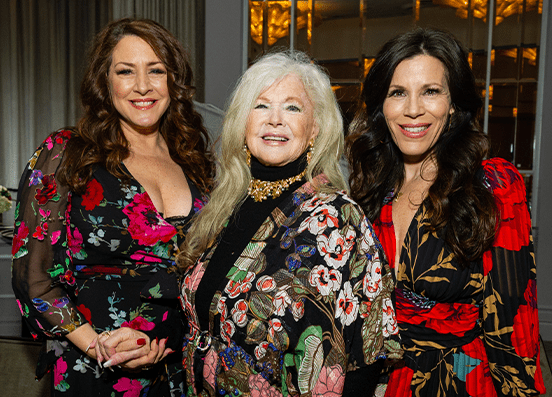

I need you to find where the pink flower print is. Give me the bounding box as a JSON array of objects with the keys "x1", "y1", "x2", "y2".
[
  {"x1": 50, "y1": 230, "x2": 61, "y2": 245},
  {"x1": 12, "y1": 222, "x2": 29, "y2": 257},
  {"x1": 193, "y1": 197, "x2": 205, "y2": 213},
  {"x1": 122, "y1": 192, "x2": 176, "y2": 246},
  {"x1": 362, "y1": 259, "x2": 382, "y2": 299},
  {"x1": 184, "y1": 263, "x2": 206, "y2": 294},
  {"x1": 60, "y1": 270, "x2": 76, "y2": 286},
  {"x1": 317, "y1": 228, "x2": 356, "y2": 269},
  {"x1": 231, "y1": 299, "x2": 249, "y2": 327},
  {"x1": 121, "y1": 316, "x2": 156, "y2": 331},
  {"x1": 67, "y1": 226, "x2": 84, "y2": 255},
  {"x1": 309, "y1": 265, "x2": 342, "y2": 296},
  {"x1": 298, "y1": 204, "x2": 339, "y2": 235},
  {"x1": 256, "y1": 275, "x2": 277, "y2": 292},
  {"x1": 335, "y1": 282, "x2": 359, "y2": 326},
  {"x1": 130, "y1": 250, "x2": 162, "y2": 263},
  {"x1": 113, "y1": 377, "x2": 143, "y2": 397},
  {"x1": 53, "y1": 356, "x2": 67, "y2": 387},
  {"x1": 312, "y1": 365, "x2": 345, "y2": 397},
  {"x1": 248, "y1": 373, "x2": 284, "y2": 397},
  {"x1": 203, "y1": 348, "x2": 218, "y2": 389}
]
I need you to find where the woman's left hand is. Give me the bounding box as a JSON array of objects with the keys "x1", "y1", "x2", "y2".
[{"x1": 92, "y1": 328, "x2": 173, "y2": 370}]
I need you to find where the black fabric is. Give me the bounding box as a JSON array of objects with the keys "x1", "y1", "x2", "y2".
[{"x1": 194, "y1": 154, "x2": 307, "y2": 328}]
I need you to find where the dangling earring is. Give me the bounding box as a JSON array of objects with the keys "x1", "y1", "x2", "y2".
[
  {"x1": 306, "y1": 139, "x2": 315, "y2": 164},
  {"x1": 244, "y1": 144, "x2": 251, "y2": 167}
]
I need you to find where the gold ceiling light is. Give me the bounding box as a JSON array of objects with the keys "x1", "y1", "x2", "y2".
[
  {"x1": 433, "y1": 0, "x2": 542, "y2": 25},
  {"x1": 250, "y1": 0, "x2": 317, "y2": 46}
]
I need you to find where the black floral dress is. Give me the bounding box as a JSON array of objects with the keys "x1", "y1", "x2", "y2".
[
  {"x1": 12, "y1": 129, "x2": 207, "y2": 396},
  {"x1": 374, "y1": 158, "x2": 545, "y2": 397}
]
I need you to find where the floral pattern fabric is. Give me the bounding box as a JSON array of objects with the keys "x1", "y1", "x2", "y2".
[
  {"x1": 12, "y1": 129, "x2": 206, "y2": 396},
  {"x1": 373, "y1": 158, "x2": 545, "y2": 397},
  {"x1": 180, "y1": 175, "x2": 402, "y2": 397}
]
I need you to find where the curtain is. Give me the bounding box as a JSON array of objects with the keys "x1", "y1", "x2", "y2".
[{"x1": 0, "y1": 0, "x2": 201, "y2": 226}]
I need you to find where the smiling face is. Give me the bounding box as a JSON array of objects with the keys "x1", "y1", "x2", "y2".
[
  {"x1": 383, "y1": 54, "x2": 453, "y2": 164},
  {"x1": 108, "y1": 35, "x2": 170, "y2": 136},
  {"x1": 245, "y1": 74, "x2": 319, "y2": 167}
]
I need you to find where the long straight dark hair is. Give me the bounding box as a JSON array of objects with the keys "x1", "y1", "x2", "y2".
[{"x1": 346, "y1": 28, "x2": 497, "y2": 264}]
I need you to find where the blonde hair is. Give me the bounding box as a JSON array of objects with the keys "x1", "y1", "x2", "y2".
[{"x1": 178, "y1": 50, "x2": 345, "y2": 270}]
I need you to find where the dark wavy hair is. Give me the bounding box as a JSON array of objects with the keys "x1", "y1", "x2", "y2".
[
  {"x1": 58, "y1": 18, "x2": 213, "y2": 194},
  {"x1": 346, "y1": 28, "x2": 497, "y2": 264}
]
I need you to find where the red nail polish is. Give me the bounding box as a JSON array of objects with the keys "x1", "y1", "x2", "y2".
[{"x1": 137, "y1": 338, "x2": 146, "y2": 346}]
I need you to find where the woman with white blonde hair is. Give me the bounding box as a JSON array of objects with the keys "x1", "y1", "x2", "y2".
[{"x1": 178, "y1": 50, "x2": 401, "y2": 396}]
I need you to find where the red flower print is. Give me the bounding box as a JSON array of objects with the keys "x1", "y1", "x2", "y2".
[
  {"x1": 76, "y1": 304, "x2": 93, "y2": 324},
  {"x1": 511, "y1": 304, "x2": 539, "y2": 358},
  {"x1": 484, "y1": 159, "x2": 531, "y2": 251},
  {"x1": 312, "y1": 365, "x2": 345, "y2": 397},
  {"x1": 81, "y1": 179, "x2": 104, "y2": 211},
  {"x1": 12, "y1": 222, "x2": 29, "y2": 256},
  {"x1": 465, "y1": 356, "x2": 497, "y2": 397},
  {"x1": 122, "y1": 193, "x2": 176, "y2": 246},
  {"x1": 385, "y1": 364, "x2": 414, "y2": 397},
  {"x1": 121, "y1": 316, "x2": 156, "y2": 331},
  {"x1": 60, "y1": 270, "x2": 76, "y2": 286},
  {"x1": 248, "y1": 373, "x2": 283, "y2": 397},
  {"x1": 35, "y1": 174, "x2": 58, "y2": 205},
  {"x1": 32, "y1": 222, "x2": 48, "y2": 240},
  {"x1": 113, "y1": 377, "x2": 143, "y2": 397},
  {"x1": 54, "y1": 357, "x2": 67, "y2": 387}
]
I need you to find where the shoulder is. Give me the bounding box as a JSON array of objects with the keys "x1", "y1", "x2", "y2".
[
  {"x1": 25, "y1": 129, "x2": 74, "y2": 175},
  {"x1": 482, "y1": 158, "x2": 526, "y2": 197}
]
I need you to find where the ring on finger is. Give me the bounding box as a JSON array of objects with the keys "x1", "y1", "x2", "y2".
[
  {"x1": 142, "y1": 366, "x2": 152, "y2": 371},
  {"x1": 101, "y1": 330, "x2": 112, "y2": 338}
]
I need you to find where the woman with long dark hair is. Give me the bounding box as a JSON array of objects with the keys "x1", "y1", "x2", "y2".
[
  {"x1": 12, "y1": 18, "x2": 213, "y2": 396},
  {"x1": 347, "y1": 28, "x2": 545, "y2": 396}
]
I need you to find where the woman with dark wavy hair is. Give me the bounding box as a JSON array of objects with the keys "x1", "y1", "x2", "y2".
[
  {"x1": 12, "y1": 18, "x2": 213, "y2": 396},
  {"x1": 347, "y1": 28, "x2": 545, "y2": 396}
]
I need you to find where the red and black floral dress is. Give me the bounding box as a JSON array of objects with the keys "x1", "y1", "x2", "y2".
[
  {"x1": 374, "y1": 158, "x2": 545, "y2": 397},
  {"x1": 12, "y1": 129, "x2": 206, "y2": 396}
]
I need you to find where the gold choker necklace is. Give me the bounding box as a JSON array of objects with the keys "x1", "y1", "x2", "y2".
[{"x1": 248, "y1": 169, "x2": 307, "y2": 202}]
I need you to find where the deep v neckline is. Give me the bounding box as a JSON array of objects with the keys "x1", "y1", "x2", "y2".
[
  {"x1": 389, "y1": 198, "x2": 425, "y2": 272},
  {"x1": 120, "y1": 162, "x2": 192, "y2": 220}
]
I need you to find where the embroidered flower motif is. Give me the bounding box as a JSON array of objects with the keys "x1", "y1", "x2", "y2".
[
  {"x1": 311, "y1": 365, "x2": 345, "y2": 397},
  {"x1": 12, "y1": 221, "x2": 29, "y2": 257},
  {"x1": 53, "y1": 357, "x2": 68, "y2": 388},
  {"x1": 254, "y1": 341, "x2": 271, "y2": 360},
  {"x1": 309, "y1": 265, "x2": 342, "y2": 296},
  {"x1": 248, "y1": 373, "x2": 284, "y2": 397},
  {"x1": 291, "y1": 299, "x2": 305, "y2": 321},
  {"x1": 335, "y1": 282, "x2": 359, "y2": 326},
  {"x1": 256, "y1": 275, "x2": 277, "y2": 292},
  {"x1": 298, "y1": 204, "x2": 339, "y2": 235},
  {"x1": 363, "y1": 257, "x2": 382, "y2": 299},
  {"x1": 317, "y1": 228, "x2": 356, "y2": 269},
  {"x1": 231, "y1": 299, "x2": 249, "y2": 327},
  {"x1": 273, "y1": 289, "x2": 292, "y2": 316},
  {"x1": 221, "y1": 319, "x2": 236, "y2": 341}
]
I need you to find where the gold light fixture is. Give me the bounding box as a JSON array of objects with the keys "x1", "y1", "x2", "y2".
[
  {"x1": 250, "y1": 1, "x2": 317, "y2": 46},
  {"x1": 432, "y1": 0, "x2": 542, "y2": 25}
]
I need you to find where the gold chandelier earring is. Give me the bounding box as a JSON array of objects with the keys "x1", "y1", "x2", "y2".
[
  {"x1": 306, "y1": 138, "x2": 315, "y2": 164},
  {"x1": 244, "y1": 144, "x2": 251, "y2": 167}
]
